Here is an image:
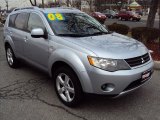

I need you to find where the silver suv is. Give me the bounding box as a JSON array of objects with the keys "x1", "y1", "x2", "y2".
[{"x1": 3, "y1": 7, "x2": 154, "y2": 107}]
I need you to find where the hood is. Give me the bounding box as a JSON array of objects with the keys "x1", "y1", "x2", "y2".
[{"x1": 61, "y1": 33, "x2": 148, "y2": 59}]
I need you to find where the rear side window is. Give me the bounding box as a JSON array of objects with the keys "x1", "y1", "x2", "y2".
[
  {"x1": 15, "y1": 13, "x2": 29, "y2": 30},
  {"x1": 9, "y1": 14, "x2": 17, "y2": 28}
]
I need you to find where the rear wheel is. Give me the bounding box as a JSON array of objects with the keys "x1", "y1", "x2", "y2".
[
  {"x1": 5, "y1": 45, "x2": 19, "y2": 68},
  {"x1": 53, "y1": 66, "x2": 83, "y2": 107}
]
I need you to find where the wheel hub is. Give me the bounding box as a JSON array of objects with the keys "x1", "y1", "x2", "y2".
[{"x1": 6, "y1": 48, "x2": 13, "y2": 65}]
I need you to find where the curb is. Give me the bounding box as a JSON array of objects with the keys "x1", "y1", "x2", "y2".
[{"x1": 154, "y1": 61, "x2": 160, "y2": 70}]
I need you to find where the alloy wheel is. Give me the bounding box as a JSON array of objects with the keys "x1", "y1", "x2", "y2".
[
  {"x1": 6, "y1": 48, "x2": 14, "y2": 66},
  {"x1": 56, "y1": 73, "x2": 75, "y2": 102}
]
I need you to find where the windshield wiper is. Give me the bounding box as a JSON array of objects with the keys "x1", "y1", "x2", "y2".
[
  {"x1": 90, "y1": 31, "x2": 108, "y2": 36},
  {"x1": 57, "y1": 34, "x2": 88, "y2": 37}
]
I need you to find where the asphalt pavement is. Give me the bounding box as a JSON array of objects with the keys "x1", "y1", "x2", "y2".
[{"x1": 0, "y1": 28, "x2": 160, "y2": 120}]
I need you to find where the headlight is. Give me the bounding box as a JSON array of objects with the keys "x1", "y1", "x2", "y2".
[{"x1": 88, "y1": 56, "x2": 130, "y2": 72}]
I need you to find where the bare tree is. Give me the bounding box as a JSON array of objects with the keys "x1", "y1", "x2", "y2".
[
  {"x1": 115, "y1": 0, "x2": 127, "y2": 10},
  {"x1": 29, "y1": 0, "x2": 37, "y2": 6},
  {"x1": 71, "y1": 0, "x2": 81, "y2": 9},
  {"x1": 86, "y1": 0, "x2": 94, "y2": 12},
  {"x1": 5, "y1": 0, "x2": 9, "y2": 12},
  {"x1": 66, "y1": 0, "x2": 70, "y2": 7},
  {"x1": 146, "y1": 0, "x2": 159, "y2": 28},
  {"x1": 142, "y1": 0, "x2": 150, "y2": 15}
]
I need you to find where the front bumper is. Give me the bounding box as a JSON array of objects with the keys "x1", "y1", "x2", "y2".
[{"x1": 86, "y1": 61, "x2": 154, "y2": 95}]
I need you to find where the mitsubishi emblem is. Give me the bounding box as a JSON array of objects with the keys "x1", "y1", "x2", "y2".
[{"x1": 141, "y1": 58, "x2": 145, "y2": 63}]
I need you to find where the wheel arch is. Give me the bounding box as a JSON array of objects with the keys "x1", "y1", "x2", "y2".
[
  {"x1": 4, "y1": 36, "x2": 16, "y2": 57},
  {"x1": 5, "y1": 42, "x2": 11, "y2": 50},
  {"x1": 48, "y1": 49, "x2": 94, "y2": 93}
]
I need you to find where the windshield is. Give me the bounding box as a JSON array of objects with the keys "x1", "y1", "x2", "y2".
[{"x1": 45, "y1": 13, "x2": 108, "y2": 37}]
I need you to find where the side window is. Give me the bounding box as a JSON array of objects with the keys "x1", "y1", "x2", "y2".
[
  {"x1": 15, "y1": 13, "x2": 29, "y2": 30},
  {"x1": 27, "y1": 13, "x2": 45, "y2": 32},
  {"x1": 9, "y1": 14, "x2": 17, "y2": 28}
]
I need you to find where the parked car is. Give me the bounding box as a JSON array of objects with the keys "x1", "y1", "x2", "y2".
[
  {"x1": 0, "y1": 13, "x2": 9, "y2": 24},
  {"x1": 117, "y1": 11, "x2": 141, "y2": 21},
  {"x1": 91, "y1": 12, "x2": 107, "y2": 24},
  {"x1": 0, "y1": 16, "x2": 6, "y2": 24},
  {"x1": 3, "y1": 7, "x2": 154, "y2": 107},
  {"x1": 135, "y1": 10, "x2": 143, "y2": 16},
  {"x1": 102, "y1": 9, "x2": 118, "y2": 19}
]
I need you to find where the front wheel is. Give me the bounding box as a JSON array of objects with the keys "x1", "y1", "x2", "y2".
[
  {"x1": 5, "y1": 46, "x2": 19, "y2": 68},
  {"x1": 53, "y1": 66, "x2": 83, "y2": 107}
]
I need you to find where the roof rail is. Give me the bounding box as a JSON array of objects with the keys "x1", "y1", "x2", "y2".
[
  {"x1": 54, "y1": 7, "x2": 80, "y2": 10},
  {"x1": 13, "y1": 6, "x2": 40, "y2": 11}
]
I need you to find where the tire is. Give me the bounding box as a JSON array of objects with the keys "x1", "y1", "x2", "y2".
[
  {"x1": 130, "y1": 18, "x2": 133, "y2": 21},
  {"x1": 53, "y1": 66, "x2": 83, "y2": 107},
  {"x1": 5, "y1": 45, "x2": 19, "y2": 68}
]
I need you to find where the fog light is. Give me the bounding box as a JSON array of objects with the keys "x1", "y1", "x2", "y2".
[{"x1": 101, "y1": 83, "x2": 115, "y2": 92}]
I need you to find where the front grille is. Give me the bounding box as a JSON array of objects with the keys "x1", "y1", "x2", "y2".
[
  {"x1": 125, "y1": 53, "x2": 150, "y2": 67},
  {"x1": 123, "y1": 70, "x2": 153, "y2": 92},
  {"x1": 123, "y1": 77, "x2": 150, "y2": 92}
]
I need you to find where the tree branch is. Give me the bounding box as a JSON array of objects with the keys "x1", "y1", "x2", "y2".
[{"x1": 29, "y1": 0, "x2": 37, "y2": 6}]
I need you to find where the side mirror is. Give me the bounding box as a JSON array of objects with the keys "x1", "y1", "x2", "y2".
[{"x1": 31, "y1": 28, "x2": 47, "y2": 38}]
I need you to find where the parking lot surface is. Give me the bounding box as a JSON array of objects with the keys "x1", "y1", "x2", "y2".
[
  {"x1": 105, "y1": 15, "x2": 159, "y2": 29},
  {"x1": 0, "y1": 28, "x2": 160, "y2": 120}
]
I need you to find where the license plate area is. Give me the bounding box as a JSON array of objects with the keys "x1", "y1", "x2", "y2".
[{"x1": 141, "y1": 70, "x2": 151, "y2": 81}]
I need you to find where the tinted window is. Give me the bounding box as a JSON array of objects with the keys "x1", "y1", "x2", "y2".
[
  {"x1": 15, "y1": 13, "x2": 29, "y2": 30},
  {"x1": 27, "y1": 13, "x2": 45, "y2": 32},
  {"x1": 9, "y1": 14, "x2": 17, "y2": 27}
]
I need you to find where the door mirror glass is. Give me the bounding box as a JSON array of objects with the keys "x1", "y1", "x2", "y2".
[{"x1": 31, "y1": 28, "x2": 44, "y2": 38}]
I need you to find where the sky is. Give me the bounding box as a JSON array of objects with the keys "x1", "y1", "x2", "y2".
[{"x1": 0, "y1": 0, "x2": 54, "y2": 9}]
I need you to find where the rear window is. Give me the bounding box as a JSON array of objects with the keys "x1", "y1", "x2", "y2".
[
  {"x1": 9, "y1": 14, "x2": 17, "y2": 28},
  {"x1": 95, "y1": 12, "x2": 103, "y2": 15}
]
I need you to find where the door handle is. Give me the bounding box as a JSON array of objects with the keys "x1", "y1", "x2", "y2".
[
  {"x1": 24, "y1": 36, "x2": 28, "y2": 42},
  {"x1": 8, "y1": 31, "x2": 13, "y2": 36}
]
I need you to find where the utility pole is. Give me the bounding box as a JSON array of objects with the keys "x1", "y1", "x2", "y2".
[
  {"x1": 42, "y1": 0, "x2": 44, "y2": 8},
  {"x1": 67, "y1": 0, "x2": 69, "y2": 7},
  {"x1": 158, "y1": 1, "x2": 160, "y2": 52}
]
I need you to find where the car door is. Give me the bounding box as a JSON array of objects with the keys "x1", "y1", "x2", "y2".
[
  {"x1": 24, "y1": 12, "x2": 49, "y2": 69},
  {"x1": 11, "y1": 12, "x2": 29, "y2": 57},
  {"x1": 122, "y1": 11, "x2": 126, "y2": 19}
]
